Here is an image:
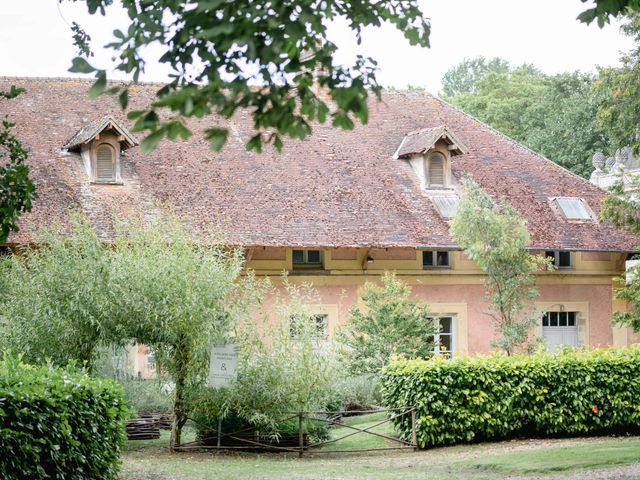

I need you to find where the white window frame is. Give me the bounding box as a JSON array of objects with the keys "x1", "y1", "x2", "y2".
[
  {"x1": 290, "y1": 313, "x2": 329, "y2": 340},
  {"x1": 429, "y1": 315, "x2": 456, "y2": 357},
  {"x1": 423, "y1": 250, "x2": 451, "y2": 269}
]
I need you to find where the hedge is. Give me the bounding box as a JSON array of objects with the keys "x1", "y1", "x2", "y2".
[
  {"x1": 0, "y1": 356, "x2": 128, "y2": 479},
  {"x1": 380, "y1": 348, "x2": 640, "y2": 448}
]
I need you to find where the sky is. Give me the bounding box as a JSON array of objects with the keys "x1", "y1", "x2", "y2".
[{"x1": 0, "y1": 0, "x2": 634, "y2": 95}]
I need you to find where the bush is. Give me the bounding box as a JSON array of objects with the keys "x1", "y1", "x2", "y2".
[
  {"x1": 0, "y1": 356, "x2": 128, "y2": 479},
  {"x1": 381, "y1": 348, "x2": 640, "y2": 448},
  {"x1": 120, "y1": 379, "x2": 172, "y2": 417}
]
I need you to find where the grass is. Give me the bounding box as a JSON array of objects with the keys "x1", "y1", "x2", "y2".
[
  {"x1": 120, "y1": 413, "x2": 640, "y2": 480},
  {"x1": 460, "y1": 439, "x2": 640, "y2": 474}
]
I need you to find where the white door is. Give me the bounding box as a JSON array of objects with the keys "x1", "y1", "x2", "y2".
[{"x1": 542, "y1": 312, "x2": 578, "y2": 352}]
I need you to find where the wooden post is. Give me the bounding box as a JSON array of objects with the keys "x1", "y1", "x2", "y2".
[
  {"x1": 411, "y1": 407, "x2": 418, "y2": 451},
  {"x1": 298, "y1": 412, "x2": 304, "y2": 457},
  {"x1": 217, "y1": 416, "x2": 222, "y2": 448}
]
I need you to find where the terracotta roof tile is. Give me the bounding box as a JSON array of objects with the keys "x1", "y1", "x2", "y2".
[{"x1": 0, "y1": 77, "x2": 637, "y2": 252}]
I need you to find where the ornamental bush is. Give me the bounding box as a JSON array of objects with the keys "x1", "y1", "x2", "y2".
[
  {"x1": 0, "y1": 356, "x2": 128, "y2": 479},
  {"x1": 381, "y1": 348, "x2": 640, "y2": 448}
]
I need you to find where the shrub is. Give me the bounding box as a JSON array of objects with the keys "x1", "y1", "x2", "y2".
[
  {"x1": 0, "y1": 356, "x2": 128, "y2": 479},
  {"x1": 381, "y1": 348, "x2": 640, "y2": 448}
]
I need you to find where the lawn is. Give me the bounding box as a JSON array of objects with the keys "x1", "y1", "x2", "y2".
[{"x1": 121, "y1": 413, "x2": 640, "y2": 480}]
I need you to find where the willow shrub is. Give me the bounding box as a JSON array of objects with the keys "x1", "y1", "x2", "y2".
[
  {"x1": 0, "y1": 356, "x2": 128, "y2": 479},
  {"x1": 381, "y1": 348, "x2": 640, "y2": 448}
]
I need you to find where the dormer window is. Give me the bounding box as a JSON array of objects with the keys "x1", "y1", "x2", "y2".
[
  {"x1": 427, "y1": 152, "x2": 446, "y2": 188},
  {"x1": 64, "y1": 115, "x2": 138, "y2": 185},
  {"x1": 395, "y1": 125, "x2": 468, "y2": 192}
]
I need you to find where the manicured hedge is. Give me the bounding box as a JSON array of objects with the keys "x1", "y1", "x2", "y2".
[
  {"x1": 380, "y1": 348, "x2": 640, "y2": 448},
  {"x1": 0, "y1": 356, "x2": 128, "y2": 479}
]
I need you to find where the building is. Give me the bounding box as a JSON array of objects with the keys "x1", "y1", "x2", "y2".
[{"x1": 1, "y1": 77, "x2": 638, "y2": 363}]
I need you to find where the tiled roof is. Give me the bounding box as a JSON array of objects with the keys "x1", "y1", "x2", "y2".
[
  {"x1": 396, "y1": 125, "x2": 468, "y2": 158},
  {"x1": 1, "y1": 77, "x2": 637, "y2": 251}
]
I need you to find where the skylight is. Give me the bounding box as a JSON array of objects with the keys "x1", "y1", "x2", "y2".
[
  {"x1": 432, "y1": 195, "x2": 458, "y2": 219},
  {"x1": 554, "y1": 197, "x2": 592, "y2": 220}
]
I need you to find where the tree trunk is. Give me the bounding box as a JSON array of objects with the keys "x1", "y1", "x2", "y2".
[{"x1": 170, "y1": 372, "x2": 187, "y2": 450}]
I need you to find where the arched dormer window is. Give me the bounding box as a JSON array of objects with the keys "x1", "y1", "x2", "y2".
[
  {"x1": 394, "y1": 125, "x2": 468, "y2": 191},
  {"x1": 426, "y1": 151, "x2": 446, "y2": 188},
  {"x1": 96, "y1": 144, "x2": 116, "y2": 182},
  {"x1": 64, "y1": 115, "x2": 139, "y2": 185}
]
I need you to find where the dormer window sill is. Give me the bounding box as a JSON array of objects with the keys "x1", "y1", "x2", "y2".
[{"x1": 90, "y1": 181, "x2": 124, "y2": 186}]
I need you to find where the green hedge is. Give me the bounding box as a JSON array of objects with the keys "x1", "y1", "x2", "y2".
[
  {"x1": 0, "y1": 356, "x2": 128, "y2": 479},
  {"x1": 381, "y1": 348, "x2": 640, "y2": 448}
]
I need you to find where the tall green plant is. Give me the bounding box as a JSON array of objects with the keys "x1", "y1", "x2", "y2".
[
  {"x1": 0, "y1": 218, "x2": 121, "y2": 370},
  {"x1": 338, "y1": 272, "x2": 434, "y2": 374},
  {"x1": 450, "y1": 178, "x2": 550, "y2": 355},
  {"x1": 109, "y1": 218, "x2": 261, "y2": 447}
]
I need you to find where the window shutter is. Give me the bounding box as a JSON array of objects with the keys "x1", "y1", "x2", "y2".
[
  {"x1": 428, "y1": 153, "x2": 445, "y2": 186},
  {"x1": 96, "y1": 145, "x2": 114, "y2": 181}
]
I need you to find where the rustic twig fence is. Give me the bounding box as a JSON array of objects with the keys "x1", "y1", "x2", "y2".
[{"x1": 172, "y1": 406, "x2": 417, "y2": 455}]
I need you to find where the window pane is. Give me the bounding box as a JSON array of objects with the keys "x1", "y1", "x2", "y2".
[
  {"x1": 550, "y1": 312, "x2": 558, "y2": 327},
  {"x1": 293, "y1": 250, "x2": 304, "y2": 264},
  {"x1": 436, "y1": 251, "x2": 449, "y2": 267},
  {"x1": 307, "y1": 250, "x2": 321, "y2": 263},
  {"x1": 545, "y1": 251, "x2": 556, "y2": 263},
  {"x1": 568, "y1": 312, "x2": 576, "y2": 326},
  {"x1": 439, "y1": 334, "x2": 452, "y2": 354},
  {"x1": 558, "y1": 251, "x2": 571, "y2": 268},
  {"x1": 439, "y1": 317, "x2": 452, "y2": 334},
  {"x1": 556, "y1": 197, "x2": 591, "y2": 220},
  {"x1": 542, "y1": 313, "x2": 549, "y2": 327},
  {"x1": 432, "y1": 195, "x2": 458, "y2": 219},
  {"x1": 314, "y1": 314, "x2": 328, "y2": 339},
  {"x1": 422, "y1": 251, "x2": 433, "y2": 267},
  {"x1": 559, "y1": 312, "x2": 567, "y2": 326}
]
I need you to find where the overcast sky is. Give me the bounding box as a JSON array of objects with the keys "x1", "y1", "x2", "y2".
[{"x1": 0, "y1": 0, "x2": 634, "y2": 94}]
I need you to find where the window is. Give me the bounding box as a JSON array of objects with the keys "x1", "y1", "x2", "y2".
[
  {"x1": 429, "y1": 316, "x2": 455, "y2": 356},
  {"x1": 545, "y1": 250, "x2": 572, "y2": 269},
  {"x1": 432, "y1": 195, "x2": 458, "y2": 219},
  {"x1": 290, "y1": 314, "x2": 328, "y2": 340},
  {"x1": 542, "y1": 311, "x2": 578, "y2": 352},
  {"x1": 423, "y1": 250, "x2": 450, "y2": 269},
  {"x1": 426, "y1": 152, "x2": 446, "y2": 188},
  {"x1": 95, "y1": 144, "x2": 116, "y2": 182},
  {"x1": 553, "y1": 197, "x2": 592, "y2": 221},
  {"x1": 542, "y1": 311, "x2": 577, "y2": 327},
  {"x1": 292, "y1": 249, "x2": 323, "y2": 268}
]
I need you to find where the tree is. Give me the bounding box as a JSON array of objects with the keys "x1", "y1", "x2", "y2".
[
  {"x1": 595, "y1": 12, "x2": 640, "y2": 154},
  {"x1": 0, "y1": 86, "x2": 37, "y2": 243},
  {"x1": 63, "y1": 0, "x2": 430, "y2": 153},
  {"x1": 599, "y1": 175, "x2": 640, "y2": 330},
  {"x1": 450, "y1": 178, "x2": 550, "y2": 355},
  {"x1": 444, "y1": 60, "x2": 610, "y2": 178},
  {"x1": 578, "y1": 0, "x2": 640, "y2": 27},
  {"x1": 338, "y1": 272, "x2": 435, "y2": 375},
  {"x1": 440, "y1": 57, "x2": 510, "y2": 98},
  {"x1": 0, "y1": 214, "x2": 260, "y2": 448},
  {"x1": 0, "y1": 218, "x2": 121, "y2": 370}
]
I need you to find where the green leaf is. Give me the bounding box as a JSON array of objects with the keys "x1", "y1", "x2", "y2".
[
  {"x1": 88, "y1": 71, "x2": 107, "y2": 99},
  {"x1": 139, "y1": 129, "x2": 165, "y2": 153},
  {"x1": 205, "y1": 128, "x2": 228, "y2": 151},
  {"x1": 68, "y1": 57, "x2": 95, "y2": 74}
]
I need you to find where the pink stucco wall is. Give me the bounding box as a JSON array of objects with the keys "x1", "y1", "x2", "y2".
[{"x1": 255, "y1": 279, "x2": 615, "y2": 355}]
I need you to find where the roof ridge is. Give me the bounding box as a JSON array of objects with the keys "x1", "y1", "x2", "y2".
[
  {"x1": 435, "y1": 94, "x2": 597, "y2": 188},
  {"x1": 0, "y1": 75, "x2": 168, "y2": 87}
]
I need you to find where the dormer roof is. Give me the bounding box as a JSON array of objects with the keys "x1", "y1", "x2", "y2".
[
  {"x1": 64, "y1": 115, "x2": 138, "y2": 151},
  {"x1": 395, "y1": 125, "x2": 468, "y2": 159}
]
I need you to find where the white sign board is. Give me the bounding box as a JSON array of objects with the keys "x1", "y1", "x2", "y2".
[{"x1": 208, "y1": 344, "x2": 240, "y2": 388}]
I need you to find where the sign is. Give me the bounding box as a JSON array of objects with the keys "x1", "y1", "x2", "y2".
[{"x1": 208, "y1": 344, "x2": 240, "y2": 388}]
